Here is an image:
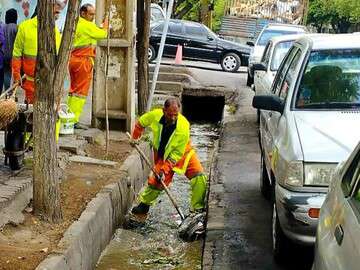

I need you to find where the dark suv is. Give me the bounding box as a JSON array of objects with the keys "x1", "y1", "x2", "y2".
[{"x1": 149, "y1": 19, "x2": 250, "y2": 72}]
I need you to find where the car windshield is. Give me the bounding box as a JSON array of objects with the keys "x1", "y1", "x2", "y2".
[
  {"x1": 270, "y1": 40, "x2": 293, "y2": 71},
  {"x1": 295, "y1": 49, "x2": 360, "y2": 109},
  {"x1": 258, "y1": 29, "x2": 302, "y2": 46}
]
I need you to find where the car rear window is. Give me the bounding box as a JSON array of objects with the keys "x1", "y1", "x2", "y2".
[
  {"x1": 270, "y1": 40, "x2": 294, "y2": 71},
  {"x1": 258, "y1": 29, "x2": 303, "y2": 46},
  {"x1": 295, "y1": 49, "x2": 360, "y2": 110}
]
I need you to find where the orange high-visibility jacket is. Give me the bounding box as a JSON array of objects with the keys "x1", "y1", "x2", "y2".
[
  {"x1": 12, "y1": 17, "x2": 61, "y2": 82},
  {"x1": 71, "y1": 17, "x2": 107, "y2": 58}
]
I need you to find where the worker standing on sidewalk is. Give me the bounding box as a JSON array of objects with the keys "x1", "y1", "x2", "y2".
[
  {"x1": 67, "y1": 3, "x2": 108, "y2": 129},
  {"x1": 12, "y1": 1, "x2": 64, "y2": 104},
  {"x1": 130, "y1": 97, "x2": 207, "y2": 217}
]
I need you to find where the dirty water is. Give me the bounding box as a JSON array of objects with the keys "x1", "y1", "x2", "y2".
[{"x1": 96, "y1": 123, "x2": 220, "y2": 270}]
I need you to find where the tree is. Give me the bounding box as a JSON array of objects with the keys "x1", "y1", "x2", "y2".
[
  {"x1": 34, "y1": 0, "x2": 80, "y2": 223},
  {"x1": 137, "y1": 0, "x2": 151, "y2": 115},
  {"x1": 307, "y1": 0, "x2": 359, "y2": 33}
]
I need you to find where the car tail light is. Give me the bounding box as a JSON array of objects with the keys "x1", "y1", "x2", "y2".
[{"x1": 308, "y1": 208, "x2": 320, "y2": 218}]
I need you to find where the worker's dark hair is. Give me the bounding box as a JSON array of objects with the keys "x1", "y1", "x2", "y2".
[
  {"x1": 164, "y1": 97, "x2": 181, "y2": 109},
  {"x1": 80, "y1": 3, "x2": 93, "y2": 13},
  {"x1": 5, "y1": 9, "x2": 17, "y2": 24}
]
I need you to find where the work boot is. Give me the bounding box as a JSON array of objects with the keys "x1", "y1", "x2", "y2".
[
  {"x1": 131, "y1": 202, "x2": 150, "y2": 215},
  {"x1": 74, "y1": 122, "x2": 89, "y2": 130}
]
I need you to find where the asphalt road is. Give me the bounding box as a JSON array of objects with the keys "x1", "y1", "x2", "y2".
[{"x1": 187, "y1": 63, "x2": 315, "y2": 270}]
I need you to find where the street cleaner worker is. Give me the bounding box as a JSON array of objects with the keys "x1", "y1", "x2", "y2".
[
  {"x1": 67, "y1": 3, "x2": 108, "y2": 129},
  {"x1": 130, "y1": 97, "x2": 207, "y2": 217},
  {"x1": 12, "y1": 0, "x2": 64, "y2": 104}
]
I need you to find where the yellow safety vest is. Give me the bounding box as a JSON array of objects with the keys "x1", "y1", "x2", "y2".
[
  {"x1": 73, "y1": 17, "x2": 107, "y2": 49},
  {"x1": 138, "y1": 109, "x2": 190, "y2": 163},
  {"x1": 13, "y1": 16, "x2": 61, "y2": 58}
]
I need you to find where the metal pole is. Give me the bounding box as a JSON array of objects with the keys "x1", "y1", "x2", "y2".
[
  {"x1": 105, "y1": 0, "x2": 112, "y2": 155},
  {"x1": 146, "y1": 0, "x2": 175, "y2": 112}
]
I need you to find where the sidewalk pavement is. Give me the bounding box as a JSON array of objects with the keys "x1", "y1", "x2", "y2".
[{"x1": 203, "y1": 85, "x2": 282, "y2": 269}]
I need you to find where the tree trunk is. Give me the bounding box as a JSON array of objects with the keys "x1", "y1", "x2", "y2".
[
  {"x1": 137, "y1": 0, "x2": 150, "y2": 115},
  {"x1": 34, "y1": 0, "x2": 80, "y2": 223}
]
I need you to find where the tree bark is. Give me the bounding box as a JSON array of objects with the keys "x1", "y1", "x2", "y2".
[
  {"x1": 34, "y1": 0, "x2": 80, "y2": 223},
  {"x1": 137, "y1": 0, "x2": 150, "y2": 115}
]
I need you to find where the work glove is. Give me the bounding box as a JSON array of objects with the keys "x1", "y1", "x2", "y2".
[
  {"x1": 129, "y1": 138, "x2": 140, "y2": 147},
  {"x1": 155, "y1": 171, "x2": 164, "y2": 183}
]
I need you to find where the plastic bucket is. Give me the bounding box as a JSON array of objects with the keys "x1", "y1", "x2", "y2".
[{"x1": 58, "y1": 104, "x2": 75, "y2": 135}]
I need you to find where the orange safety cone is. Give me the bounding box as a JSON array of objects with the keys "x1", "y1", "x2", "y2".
[{"x1": 174, "y1": 44, "x2": 183, "y2": 65}]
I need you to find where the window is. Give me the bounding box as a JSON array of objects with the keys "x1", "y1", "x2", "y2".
[
  {"x1": 342, "y1": 150, "x2": 360, "y2": 196},
  {"x1": 169, "y1": 22, "x2": 183, "y2": 35},
  {"x1": 271, "y1": 40, "x2": 294, "y2": 71},
  {"x1": 295, "y1": 49, "x2": 360, "y2": 109},
  {"x1": 257, "y1": 29, "x2": 304, "y2": 46},
  {"x1": 154, "y1": 23, "x2": 164, "y2": 32},
  {"x1": 185, "y1": 24, "x2": 207, "y2": 38},
  {"x1": 279, "y1": 50, "x2": 302, "y2": 100},
  {"x1": 272, "y1": 47, "x2": 299, "y2": 95},
  {"x1": 261, "y1": 42, "x2": 272, "y2": 67}
]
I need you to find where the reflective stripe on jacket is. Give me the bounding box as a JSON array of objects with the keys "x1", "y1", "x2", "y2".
[
  {"x1": 138, "y1": 108, "x2": 190, "y2": 163},
  {"x1": 12, "y1": 17, "x2": 61, "y2": 81},
  {"x1": 72, "y1": 17, "x2": 107, "y2": 57}
]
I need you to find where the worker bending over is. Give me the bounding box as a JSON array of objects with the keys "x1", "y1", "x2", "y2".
[
  {"x1": 130, "y1": 98, "x2": 207, "y2": 216},
  {"x1": 68, "y1": 3, "x2": 108, "y2": 129}
]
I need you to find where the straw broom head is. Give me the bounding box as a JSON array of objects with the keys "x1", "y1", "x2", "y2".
[{"x1": 0, "y1": 98, "x2": 18, "y2": 129}]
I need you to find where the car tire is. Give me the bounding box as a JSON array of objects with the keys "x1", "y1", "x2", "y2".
[
  {"x1": 272, "y1": 202, "x2": 290, "y2": 262},
  {"x1": 260, "y1": 154, "x2": 271, "y2": 200},
  {"x1": 221, "y1": 53, "x2": 241, "y2": 72},
  {"x1": 148, "y1": 44, "x2": 156, "y2": 62}
]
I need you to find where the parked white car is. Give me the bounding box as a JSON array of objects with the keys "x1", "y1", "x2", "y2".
[
  {"x1": 253, "y1": 34, "x2": 304, "y2": 96},
  {"x1": 246, "y1": 23, "x2": 307, "y2": 86},
  {"x1": 151, "y1": 3, "x2": 165, "y2": 23},
  {"x1": 252, "y1": 34, "x2": 360, "y2": 261},
  {"x1": 313, "y1": 141, "x2": 360, "y2": 270}
]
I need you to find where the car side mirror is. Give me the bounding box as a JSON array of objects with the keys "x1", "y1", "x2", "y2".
[
  {"x1": 207, "y1": 35, "x2": 214, "y2": 41},
  {"x1": 252, "y1": 95, "x2": 284, "y2": 114},
  {"x1": 246, "y1": 41, "x2": 254, "y2": 46},
  {"x1": 253, "y1": 63, "x2": 267, "y2": 71}
]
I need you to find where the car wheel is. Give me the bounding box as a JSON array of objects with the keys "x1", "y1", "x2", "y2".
[
  {"x1": 221, "y1": 53, "x2": 241, "y2": 72},
  {"x1": 272, "y1": 202, "x2": 290, "y2": 262},
  {"x1": 260, "y1": 154, "x2": 271, "y2": 200},
  {"x1": 148, "y1": 44, "x2": 156, "y2": 62}
]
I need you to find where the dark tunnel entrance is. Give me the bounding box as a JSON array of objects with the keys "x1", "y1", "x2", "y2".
[{"x1": 182, "y1": 95, "x2": 225, "y2": 122}]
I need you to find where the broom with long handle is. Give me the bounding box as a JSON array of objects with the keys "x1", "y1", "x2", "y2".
[
  {"x1": 0, "y1": 75, "x2": 26, "y2": 129},
  {"x1": 126, "y1": 132, "x2": 185, "y2": 221}
]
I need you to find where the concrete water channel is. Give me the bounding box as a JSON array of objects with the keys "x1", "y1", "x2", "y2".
[
  {"x1": 96, "y1": 95, "x2": 224, "y2": 270},
  {"x1": 96, "y1": 123, "x2": 220, "y2": 270}
]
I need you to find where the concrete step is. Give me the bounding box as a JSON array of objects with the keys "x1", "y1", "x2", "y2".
[
  {"x1": 135, "y1": 80, "x2": 183, "y2": 93},
  {"x1": 136, "y1": 72, "x2": 192, "y2": 85}
]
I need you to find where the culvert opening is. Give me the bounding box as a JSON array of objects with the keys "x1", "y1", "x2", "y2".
[{"x1": 182, "y1": 95, "x2": 225, "y2": 122}]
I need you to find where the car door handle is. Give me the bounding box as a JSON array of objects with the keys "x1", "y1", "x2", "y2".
[{"x1": 334, "y1": 224, "x2": 344, "y2": 246}]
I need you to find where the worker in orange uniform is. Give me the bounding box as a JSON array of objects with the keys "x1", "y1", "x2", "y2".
[
  {"x1": 67, "y1": 3, "x2": 108, "y2": 129},
  {"x1": 130, "y1": 98, "x2": 207, "y2": 217},
  {"x1": 12, "y1": 1, "x2": 64, "y2": 104}
]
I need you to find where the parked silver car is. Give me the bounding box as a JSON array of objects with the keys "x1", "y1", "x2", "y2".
[
  {"x1": 313, "y1": 142, "x2": 360, "y2": 270},
  {"x1": 252, "y1": 34, "x2": 360, "y2": 261},
  {"x1": 246, "y1": 23, "x2": 307, "y2": 86}
]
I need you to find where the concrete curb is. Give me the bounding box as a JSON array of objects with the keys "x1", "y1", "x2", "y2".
[
  {"x1": 0, "y1": 177, "x2": 32, "y2": 227},
  {"x1": 36, "y1": 143, "x2": 151, "y2": 270}
]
